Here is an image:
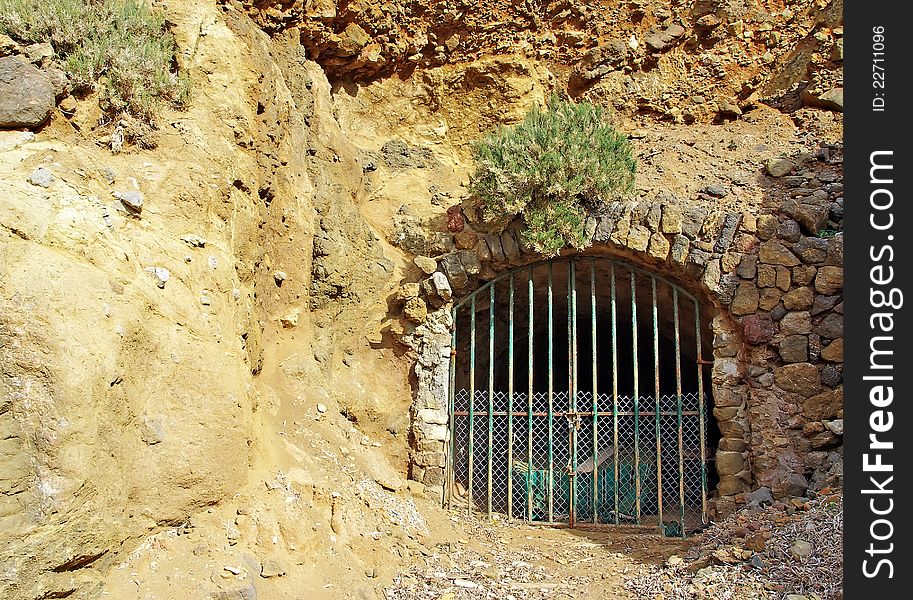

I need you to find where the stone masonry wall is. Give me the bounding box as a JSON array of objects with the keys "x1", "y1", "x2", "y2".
[{"x1": 392, "y1": 148, "x2": 844, "y2": 514}]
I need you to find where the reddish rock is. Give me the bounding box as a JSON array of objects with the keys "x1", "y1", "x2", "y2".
[
  {"x1": 447, "y1": 205, "x2": 465, "y2": 232},
  {"x1": 742, "y1": 313, "x2": 777, "y2": 344}
]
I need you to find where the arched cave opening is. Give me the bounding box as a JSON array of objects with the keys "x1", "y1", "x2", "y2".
[{"x1": 448, "y1": 257, "x2": 719, "y2": 534}]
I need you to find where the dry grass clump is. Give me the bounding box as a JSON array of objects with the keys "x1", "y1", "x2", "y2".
[{"x1": 0, "y1": 0, "x2": 189, "y2": 125}]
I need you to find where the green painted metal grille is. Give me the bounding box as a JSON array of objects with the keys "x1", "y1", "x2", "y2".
[{"x1": 445, "y1": 258, "x2": 710, "y2": 537}]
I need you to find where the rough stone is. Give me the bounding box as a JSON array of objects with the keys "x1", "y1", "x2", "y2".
[
  {"x1": 821, "y1": 338, "x2": 843, "y2": 362},
  {"x1": 776, "y1": 219, "x2": 801, "y2": 243},
  {"x1": 730, "y1": 281, "x2": 759, "y2": 315},
  {"x1": 779, "y1": 335, "x2": 808, "y2": 363},
  {"x1": 774, "y1": 363, "x2": 822, "y2": 396},
  {"x1": 745, "y1": 487, "x2": 774, "y2": 506},
  {"x1": 440, "y1": 253, "x2": 468, "y2": 289},
  {"x1": 736, "y1": 254, "x2": 758, "y2": 279},
  {"x1": 27, "y1": 166, "x2": 54, "y2": 188},
  {"x1": 0, "y1": 56, "x2": 55, "y2": 128},
  {"x1": 757, "y1": 264, "x2": 776, "y2": 288},
  {"x1": 403, "y1": 297, "x2": 428, "y2": 323},
  {"x1": 483, "y1": 234, "x2": 505, "y2": 262},
  {"x1": 793, "y1": 237, "x2": 828, "y2": 264},
  {"x1": 821, "y1": 364, "x2": 842, "y2": 388},
  {"x1": 453, "y1": 230, "x2": 477, "y2": 250},
  {"x1": 814, "y1": 266, "x2": 843, "y2": 295},
  {"x1": 756, "y1": 214, "x2": 779, "y2": 240},
  {"x1": 792, "y1": 265, "x2": 817, "y2": 287},
  {"x1": 789, "y1": 540, "x2": 814, "y2": 560},
  {"x1": 660, "y1": 204, "x2": 683, "y2": 233},
  {"x1": 759, "y1": 240, "x2": 800, "y2": 266},
  {"x1": 758, "y1": 288, "x2": 781, "y2": 310},
  {"x1": 782, "y1": 199, "x2": 829, "y2": 236},
  {"x1": 670, "y1": 234, "x2": 689, "y2": 265},
  {"x1": 766, "y1": 157, "x2": 795, "y2": 177},
  {"x1": 825, "y1": 233, "x2": 843, "y2": 266},
  {"x1": 141, "y1": 416, "x2": 166, "y2": 445},
  {"x1": 647, "y1": 232, "x2": 670, "y2": 260},
  {"x1": 716, "y1": 451, "x2": 746, "y2": 476},
  {"x1": 429, "y1": 271, "x2": 452, "y2": 303},
  {"x1": 457, "y1": 250, "x2": 481, "y2": 276},
  {"x1": 802, "y1": 388, "x2": 842, "y2": 421},
  {"x1": 810, "y1": 294, "x2": 839, "y2": 316},
  {"x1": 742, "y1": 313, "x2": 777, "y2": 344},
  {"x1": 824, "y1": 419, "x2": 844, "y2": 436},
  {"x1": 814, "y1": 313, "x2": 843, "y2": 339},
  {"x1": 713, "y1": 213, "x2": 741, "y2": 254},
  {"x1": 500, "y1": 229, "x2": 520, "y2": 262},
  {"x1": 260, "y1": 558, "x2": 287, "y2": 578},
  {"x1": 145, "y1": 266, "x2": 170, "y2": 289},
  {"x1": 681, "y1": 207, "x2": 708, "y2": 239},
  {"x1": 779, "y1": 473, "x2": 809, "y2": 498},
  {"x1": 114, "y1": 190, "x2": 144, "y2": 213},
  {"x1": 414, "y1": 256, "x2": 437, "y2": 275},
  {"x1": 626, "y1": 225, "x2": 650, "y2": 251},
  {"x1": 783, "y1": 287, "x2": 814, "y2": 310},
  {"x1": 775, "y1": 266, "x2": 791, "y2": 291},
  {"x1": 779, "y1": 307, "x2": 811, "y2": 332}
]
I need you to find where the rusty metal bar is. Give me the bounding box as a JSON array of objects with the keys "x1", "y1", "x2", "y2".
[
  {"x1": 695, "y1": 298, "x2": 708, "y2": 525},
  {"x1": 674, "y1": 287, "x2": 685, "y2": 536},
  {"x1": 507, "y1": 274, "x2": 515, "y2": 520},
  {"x1": 652, "y1": 276, "x2": 663, "y2": 533},
  {"x1": 468, "y1": 295, "x2": 476, "y2": 515},
  {"x1": 447, "y1": 307, "x2": 457, "y2": 509}
]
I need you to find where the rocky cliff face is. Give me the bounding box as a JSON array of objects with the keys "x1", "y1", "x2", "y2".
[{"x1": 0, "y1": 0, "x2": 842, "y2": 598}]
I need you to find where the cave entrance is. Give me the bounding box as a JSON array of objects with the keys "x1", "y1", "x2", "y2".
[{"x1": 445, "y1": 257, "x2": 717, "y2": 536}]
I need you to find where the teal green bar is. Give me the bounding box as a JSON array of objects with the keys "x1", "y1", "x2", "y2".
[
  {"x1": 610, "y1": 262, "x2": 619, "y2": 525},
  {"x1": 447, "y1": 308, "x2": 457, "y2": 510},
  {"x1": 547, "y1": 262, "x2": 554, "y2": 523},
  {"x1": 468, "y1": 296, "x2": 476, "y2": 515},
  {"x1": 527, "y1": 268, "x2": 534, "y2": 521},
  {"x1": 630, "y1": 267, "x2": 640, "y2": 523},
  {"x1": 569, "y1": 261, "x2": 578, "y2": 526},
  {"x1": 507, "y1": 274, "x2": 515, "y2": 520},
  {"x1": 590, "y1": 260, "x2": 598, "y2": 524},
  {"x1": 487, "y1": 285, "x2": 495, "y2": 517}
]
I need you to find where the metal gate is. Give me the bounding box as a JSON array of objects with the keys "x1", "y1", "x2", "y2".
[{"x1": 445, "y1": 258, "x2": 710, "y2": 536}]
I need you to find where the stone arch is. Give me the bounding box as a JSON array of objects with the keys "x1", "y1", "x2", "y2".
[{"x1": 402, "y1": 186, "x2": 844, "y2": 519}]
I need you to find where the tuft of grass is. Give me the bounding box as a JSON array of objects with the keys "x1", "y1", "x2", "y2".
[
  {"x1": 0, "y1": 0, "x2": 190, "y2": 125},
  {"x1": 468, "y1": 96, "x2": 636, "y2": 255}
]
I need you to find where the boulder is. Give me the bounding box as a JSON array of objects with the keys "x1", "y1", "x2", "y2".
[{"x1": 0, "y1": 56, "x2": 55, "y2": 128}]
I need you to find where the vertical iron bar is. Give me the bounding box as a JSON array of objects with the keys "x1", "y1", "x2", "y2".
[
  {"x1": 631, "y1": 268, "x2": 640, "y2": 524},
  {"x1": 569, "y1": 261, "x2": 578, "y2": 527},
  {"x1": 652, "y1": 277, "x2": 663, "y2": 533},
  {"x1": 548, "y1": 263, "x2": 554, "y2": 523},
  {"x1": 468, "y1": 296, "x2": 476, "y2": 515},
  {"x1": 507, "y1": 275, "x2": 515, "y2": 520},
  {"x1": 487, "y1": 285, "x2": 495, "y2": 517},
  {"x1": 447, "y1": 308, "x2": 457, "y2": 510},
  {"x1": 611, "y1": 262, "x2": 619, "y2": 525},
  {"x1": 590, "y1": 260, "x2": 598, "y2": 525},
  {"x1": 527, "y1": 268, "x2": 534, "y2": 521},
  {"x1": 695, "y1": 298, "x2": 708, "y2": 525},
  {"x1": 674, "y1": 288, "x2": 685, "y2": 536}
]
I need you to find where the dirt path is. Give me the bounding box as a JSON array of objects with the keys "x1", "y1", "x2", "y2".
[{"x1": 386, "y1": 511, "x2": 695, "y2": 600}]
